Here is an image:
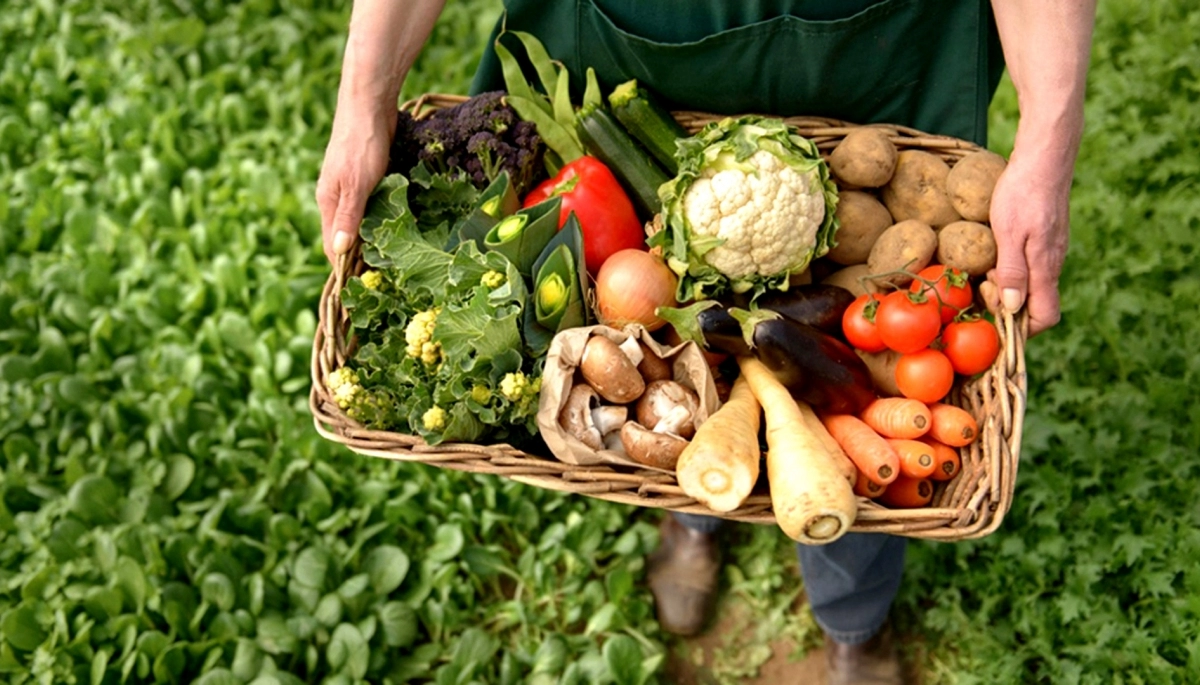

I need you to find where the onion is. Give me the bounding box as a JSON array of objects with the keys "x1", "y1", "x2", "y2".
[{"x1": 594, "y1": 249, "x2": 678, "y2": 332}]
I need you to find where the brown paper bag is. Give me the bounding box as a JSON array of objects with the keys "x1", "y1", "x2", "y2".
[{"x1": 536, "y1": 324, "x2": 721, "y2": 470}]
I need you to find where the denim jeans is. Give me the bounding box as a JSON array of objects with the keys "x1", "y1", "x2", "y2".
[{"x1": 672, "y1": 512, "x2": 906, "y2": 645}]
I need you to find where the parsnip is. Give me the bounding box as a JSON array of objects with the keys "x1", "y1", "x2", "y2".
[
  {"x1": 737, "y1": 357, "x2": 858, "y2": 545},
  {"x1": 675, "y1": 376, "x2": 761, "y2": 512}
]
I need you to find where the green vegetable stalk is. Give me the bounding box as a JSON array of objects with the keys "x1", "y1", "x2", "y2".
[
  {"x1": 481, "y1": 196, "x2": 562, "y2": 275},
  {"x1": 450, "y1": 170, "x2": 521, "y2": 251},
  {"x1": 523, "y1": 214, "x2": 590, "y2": 355},
  {"x1": 341, "y1": 171, "x2": 546, "y2": 446}
]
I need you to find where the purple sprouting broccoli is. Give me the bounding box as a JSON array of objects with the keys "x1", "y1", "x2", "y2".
[
  {"x1": 386, "y1": 109, "x2": 421, "y2": 176},
  {"x1": 388, "y1": 91, "x2": 545, "y2": 196}
]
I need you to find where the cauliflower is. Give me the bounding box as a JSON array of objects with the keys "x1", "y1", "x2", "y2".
[
  {"x1": 499, "y1": 372, "x2": 529, "y2": 402},
  {"x1": 422, "y1": 406, "x2": 447, "y2": 431},
  {"x1": 404, "y1": 308, "x2": 442, "y2": 366},
  {"x1": 470, "y1": 384, "x2": 493, "y2": 404},
  {"x1": 681, "y1": 149, "x2": 826, "y2": 282},
  {"x1": 655, "y1": 116, "x2": 839, "y2": 300},
  {"x1": 481, "y1": 270, "x2": 506, "y2": 289},
  {"x1": 328, "y1": 367, "x2": 363, "y2": 409},
  {"x1": 500, "y1": 372, "x2": 541, "y2": 404},
  {"x1": 360, "y1": 270, "x2": 383, "y2": 290}
]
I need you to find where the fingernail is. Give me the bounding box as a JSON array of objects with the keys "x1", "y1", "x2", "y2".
[
  {"x1": 332, "y1": 231, "x2": 354, "y2": 255},
  {"x1": 1001, "y1": 288, "x2": 1024, "y2": 313}
]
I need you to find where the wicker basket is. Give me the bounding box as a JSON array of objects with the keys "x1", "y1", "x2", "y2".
[{"x1": 310, "y1": 93, "x2": 1029, "y2": 541}]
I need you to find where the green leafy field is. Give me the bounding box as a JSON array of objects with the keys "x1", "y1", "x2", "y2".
[{"x1": 1, "y1": 0, "x2": 1197, "y2": 683}]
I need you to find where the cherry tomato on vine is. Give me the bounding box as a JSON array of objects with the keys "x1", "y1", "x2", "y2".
[
  {"x1": 895, "y1": 348, "x2": 955, "y2": 403},
  {"x1": 910, "y1": 265, "x2": 973, "y2": 324},
  {"x1": 941, "y1": 319, "x2": 1000, "y2": 375},
  {"x1": 875, "y1": 290, "x2": 942, "y2": 354},
  {"x1": 842, "y1": 294, "x2": 887, "y2": 352}
]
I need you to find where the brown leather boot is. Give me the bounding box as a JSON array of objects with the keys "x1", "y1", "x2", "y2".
[
  {"x1": 825, "y1": 628, "x2": 904, "y2": 685},
  {"x1": 645, "y1": 516, "x2": 721, "y2": 636}
]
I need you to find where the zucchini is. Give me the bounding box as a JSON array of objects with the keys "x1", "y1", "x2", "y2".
[
  {"x1": 608, "y1": 79, "x2": 688, "y2": 175},
  {"x1": 576, "y1": 104, "x2": 670, "y2": 219}
]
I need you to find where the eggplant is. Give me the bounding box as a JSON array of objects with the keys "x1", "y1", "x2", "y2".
[
  {"x1": 756, "y1": 284, "x2": 856, "y2": 336},
  {"x1": 656, "y1": 301, "x2": 750, "y2": 356},
  {"x1": 696, "y1": 305, "x2": 750, "y2": 356},
  {"x1": 657, "y1": 301, "x2": 876, "y2": 414},
  {"x1": 749, "y1": 316, "x2": 876, "y2": 414}
]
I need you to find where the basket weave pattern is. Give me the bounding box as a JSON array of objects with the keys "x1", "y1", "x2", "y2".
[{"x1": 310, "y1": 94, "x2": 1029, "y2": 540}]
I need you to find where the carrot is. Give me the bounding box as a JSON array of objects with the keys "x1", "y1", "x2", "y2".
[
  {"x1": 796, "y1": 401, "x2": 857, "y2": 486},
  {"x1": 853, "y1": 470, "x2": 886, "y2": 498},
  {"x1": 675, "y1": 376, "x2": 761, "y2": 512},
  {"x1": 928, "y1": 403, "x2": 978, "y2": 447},
  {"x1": 921, "y1": 438, "x2": 962, "y2": 481},
  {"x1": 738, "y1": 357, "x2": 858, "y2": 545},
  {"x1": 859, "y1": 397, "x2": 932, "y2": 439},
  {"x1": 875, "y1": 475, "x2": 933, "y2": 508},
  {"x1": 818, "y1": 413, "x2": 900, "y2": 487},
  {"x1": 887, "y1": 438, "x2": 937, "y2": 479}
]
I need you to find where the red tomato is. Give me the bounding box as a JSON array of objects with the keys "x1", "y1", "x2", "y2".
[
  {"x1": 842, "y1": 294, "x2": 887, "y2": 352},
  {"x1": 910, "y1": 265, "x2": 973, "y2": 324},
  {"x1": 895, "y1": 348, "x2": 955, "y2": 403},
  {"x1": 875, "y1": 291, "x2": 942, "y2": 354},
  {"x1": 941, "y1": 319, "x2": 1000, "y2": 375},
  {"x1": 522, "y1": 156, "x2": 646, "y2": 277}
]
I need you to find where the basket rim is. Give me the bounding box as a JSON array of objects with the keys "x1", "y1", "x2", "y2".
[{"x1": 310, "y1": 93, "x2": 1030, "y2": 541}]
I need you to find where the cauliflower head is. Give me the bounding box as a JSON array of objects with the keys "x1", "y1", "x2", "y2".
[
  {"x1": 404, "y1": 308, "x2": 442, "y2": 366},
  {"x1": 681, "y1": 149, "x2": 826, "y2": 282},
  {"x1": 655, "y1": 116, "x2": 839, "y2": 300}
]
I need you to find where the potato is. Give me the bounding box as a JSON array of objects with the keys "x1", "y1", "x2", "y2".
[
  {"x1": 946, "y1": 150, "x2": 1007, "y2": 222},
  {"x1": 855, "y1": 349, "x2": 902, "y2": 397},
  {"x1": 937, "y1": 221, "x2": 997, "y2": 276},
  {"x1": 827, "y1": 191, "x2": 893, "y2": 265},
  {"x1": 829, "y1": 128, "x2": 898, "y2": 188},
  {"x1": 881, "y1": 150, "x2": 962, "y2": 227},
  {"x1": 866, "y1": 220, "x2": 938, "y2": 286},
  {"x1": 821, "y1": 264, "x2": 882, "y2": 298},
  {"x1": 788, "y1": 269, "x2": 814, "y2": 286}
]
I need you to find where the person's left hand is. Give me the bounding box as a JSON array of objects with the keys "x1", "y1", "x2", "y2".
[{"x1": 986, "y1": 152, "x2": 1073, "y2": 336}]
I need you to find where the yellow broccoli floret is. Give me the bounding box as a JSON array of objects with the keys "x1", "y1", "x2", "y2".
[
  {"x1": 422, "y1": 406, "x2": 447, "y2": 431},
  {"x1": 499, "y1": 372, "x2": 528, "y2": 402},
  {"x1": 360, "y1": 270, "x2": 383, "y2": 290},
  {"x1": 405, "y1": 308, "x2": 442, "y2": 365},
  {"x1": 470, "y1": 385, "x2": 492, "y2": 404},
  {"x1": 328, "y1": 367, "x2": 364, "y2": 409},
  {"x1": 481, "y1": 270, "x2": 506, "y2": 289}
]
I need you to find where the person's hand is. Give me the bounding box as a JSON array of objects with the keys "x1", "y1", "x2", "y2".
[
  {"x1": 987, "y1": 152, "x2": 1073, "y2": 336},
  {"x1": 316, "y1": 104, "x2": 396, "y2": 263}
]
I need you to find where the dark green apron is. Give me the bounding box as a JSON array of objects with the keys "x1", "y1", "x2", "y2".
[{"x1": 469, "y1": 0, "x2": 1005, "y2": 146}]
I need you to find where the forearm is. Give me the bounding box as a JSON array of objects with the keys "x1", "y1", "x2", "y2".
[
  {"x1": 336, "y1": 0, "x2": 446, "y2": 117},
  {"x1": 990, "y1": 0, "x2": 1097, "y2": 185}
]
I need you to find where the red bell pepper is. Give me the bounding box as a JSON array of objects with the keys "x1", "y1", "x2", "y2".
[{"x1": 522, "y1": 156, "x2": 646, "y2": 276}]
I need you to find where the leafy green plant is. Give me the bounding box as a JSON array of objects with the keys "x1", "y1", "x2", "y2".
[{"x1": 0, "y1": 0, "x2": 668, "y2": 683}]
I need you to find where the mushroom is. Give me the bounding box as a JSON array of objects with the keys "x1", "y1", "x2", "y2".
[
  {"x1": 602, "y1": 430, "x2": 628, "y2": 457},
  {"x1": 636, "y1": 343, "x2": 673, "y2": 383},
  {"x1": 620, "y1": 421, "x2": 688, "y2": 470},
  {"x1": 618, "y1": 336, "x2": 645, "y2": 367},
  {"x1": 591, "y1": 405, "x2": 628, "y2": 438},
  {"x1": 558, "y1": 385, "x2": 603, "y2": 450},
  {"x1": 579, "y1": 335, "x2": 645, "y2": 404},
  {"x1": 636, "y1": 380, "x2": 700, "y2": 439}
]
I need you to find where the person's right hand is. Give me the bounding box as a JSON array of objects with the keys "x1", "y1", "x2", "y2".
[{"x1": 316, "y1": 104, "x2": 396, "y2": 263}]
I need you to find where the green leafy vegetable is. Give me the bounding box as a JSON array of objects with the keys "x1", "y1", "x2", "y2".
[{"x1": 342, "y1": 173, "x2": 541, "y2": 445}]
